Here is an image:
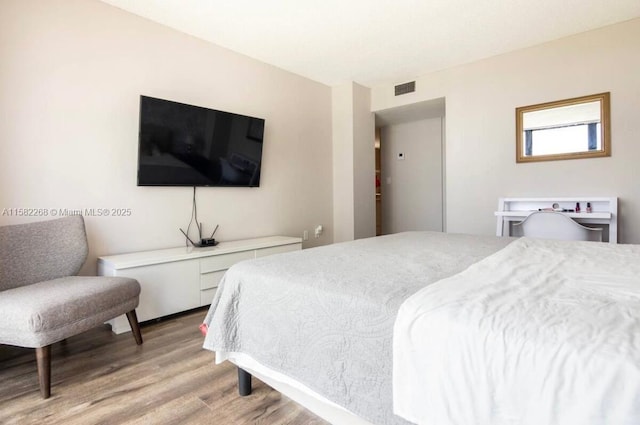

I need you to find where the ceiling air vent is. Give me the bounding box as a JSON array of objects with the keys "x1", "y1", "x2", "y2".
[{"x1": 394, "y1": 81, "x2": 416, "y2": 96}]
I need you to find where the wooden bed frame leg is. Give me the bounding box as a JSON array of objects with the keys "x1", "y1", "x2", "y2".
[{"x1": 238, "y1": 367, "x2": 252, "y2": 396}]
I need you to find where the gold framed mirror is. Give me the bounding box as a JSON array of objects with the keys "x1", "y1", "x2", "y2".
[{"x1": 516, "y1": 92, "x2": 610, "y2": 163}]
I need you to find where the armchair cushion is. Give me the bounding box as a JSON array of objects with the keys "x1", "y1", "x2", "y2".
[
  {"x1": 0, "y1": 216, "x2": 88, "y2": 291},
  {"x1": 0, "y1": 276, "x2": 140, "y2": 348}
]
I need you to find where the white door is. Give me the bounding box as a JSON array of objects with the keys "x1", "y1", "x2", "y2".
[{"x1": 380, "y1": 117, "x2": 443, "y2": 234}]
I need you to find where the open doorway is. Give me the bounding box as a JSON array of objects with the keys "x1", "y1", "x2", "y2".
[{"x1": 374, "y1": 98, "x2": 446, "y2": 235}]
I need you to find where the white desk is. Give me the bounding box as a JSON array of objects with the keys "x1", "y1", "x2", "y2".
[{"x1": 495, "y1": 197, "x2": 617, "y2": 243}]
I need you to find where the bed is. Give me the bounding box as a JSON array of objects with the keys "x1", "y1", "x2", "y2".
[{"x1": 202, "y1": 231, "x2": 640, "y2": 425}]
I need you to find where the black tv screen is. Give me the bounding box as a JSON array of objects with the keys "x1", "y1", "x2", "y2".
[{"x1": 137, "y1": 96, "x2": 265, "y2": 187}]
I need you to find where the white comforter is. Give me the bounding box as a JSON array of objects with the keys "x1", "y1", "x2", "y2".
[{"x1": 393, "y1": 237, "x2": 640, "y2": 425}]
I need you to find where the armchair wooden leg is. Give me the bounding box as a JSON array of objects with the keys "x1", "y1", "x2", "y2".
[
  {"x1": 35, "y1": 345, "x2": 51, "y2": 399},
  {"x1": 126, "y1": 310, "x2": 143, "y2": 345}
]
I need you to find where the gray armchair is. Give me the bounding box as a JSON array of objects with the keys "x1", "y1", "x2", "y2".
[{"x1": 0, "y1": 215, "x2": 142, "y2": 398}]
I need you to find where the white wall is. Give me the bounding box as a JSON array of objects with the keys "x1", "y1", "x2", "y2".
[
  {"x1": 0, "y1": 0, "x2": 334, "y2": 274},
  {"x1": 352, "y1": 83, "x2": 376, "y2": 240},
  {"x1": 332, "y1": 84, "x2": 355, "y2": 242},
  {"x1": 371, "y1": 18, "x2": 640, "y2": 243},
  {"x1": 380, "y1": 118, "x2": 443, "y2": 234},
  {"x1": 332, "y1": 82, "x2": 375, "y2": 242}
]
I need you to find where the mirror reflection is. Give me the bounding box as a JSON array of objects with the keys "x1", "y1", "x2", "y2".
[{"x1": 516, "y1": 92, "x2": 610, "y2": 163}]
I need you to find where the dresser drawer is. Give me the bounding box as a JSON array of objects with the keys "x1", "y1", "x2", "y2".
[
  {"x1": 200, "y1": 270, "x2": 226, "y2": 290},
  {"x1": 200, "y1": 287, "x2": 217, "y2": 306},
  {"x1": 255, "y1": 243, "x2": 301, "y2": 258},
  {"x1": 200, "y1": 250, "x2": 255, "y2": 273}
]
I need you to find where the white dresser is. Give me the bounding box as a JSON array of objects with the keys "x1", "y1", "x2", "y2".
[{"x1": 98, "y1": 236, "x2": 302, "y2": 334}]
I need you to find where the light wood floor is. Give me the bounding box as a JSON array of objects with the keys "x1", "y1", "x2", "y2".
[{"x1": 0, "y1": 308, "x2": 328, "y2": 425}]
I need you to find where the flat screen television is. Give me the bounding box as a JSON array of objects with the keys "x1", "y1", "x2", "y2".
[{"x1": 137, "y1": 95, "x2": 265, "y2": 187}]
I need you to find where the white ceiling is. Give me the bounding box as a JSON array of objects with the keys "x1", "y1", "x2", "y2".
[{"x1": 99, "y1": 0, "x2": 640, "y2": 87}]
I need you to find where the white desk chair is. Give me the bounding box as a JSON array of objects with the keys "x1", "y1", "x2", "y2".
[{"x1": 513, "y1": 211, "x2": 603, "y2": 242}]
